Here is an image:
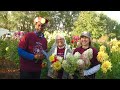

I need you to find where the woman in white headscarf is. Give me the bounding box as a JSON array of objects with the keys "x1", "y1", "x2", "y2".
[{"x1": 47, "y1": 34, "x2": 72, "y2": 79}]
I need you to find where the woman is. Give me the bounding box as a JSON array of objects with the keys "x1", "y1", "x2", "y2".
[
  {"x1": 47, "y1": 34, "x2": 72, "y2": 79},
  {"x1": 73, "y1": 31, "x2": 100, "y2": 79}
]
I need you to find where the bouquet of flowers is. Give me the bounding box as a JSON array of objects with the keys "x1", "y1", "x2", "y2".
[
  {"x1": 62, "y1": 48, "x2": 93, "y2": 79},
  {"x1": 81, "y1": 48, "x2": 93, "y2": 69},
  {"x1": 49, "y1": 54, "x2": 63, "y2": 71},
  {"x1": 62, "y1": 53, "x2": 78, "y2": 76}
]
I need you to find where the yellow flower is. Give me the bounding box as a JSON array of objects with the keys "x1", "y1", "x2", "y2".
[
  {"x1": 101, "y1": 61, "x2": 112, "y2": 73},
  {"x1": 109, "y1": 38, "x2": 117, "y2": 46},
  {"x1": 111, "y1": 46, "x2": 118, "y2": 52},
  {"x1": 97, "y1": 51, "x2": 109, "y2": 63},
  {"x1": 100, "y1": 45, "x2": 106, "y2": 52},
  {"x1": 116, "y1": 41, "x2": 120, "y2": 46},
  {"x1": 5, "y1": 47, "x2": 9, "y2": 51},
  {"x1": 49, "y1": 54, "x2": 55, "y2": 62},
  {"x1": 52, "y1": 61, "x2": 61, "y2": 71}
]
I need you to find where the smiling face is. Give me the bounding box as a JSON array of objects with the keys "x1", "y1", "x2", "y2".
[
  {"x1": 80, "y1": 36, "x2": 90, "y2": 47},
  {"x1": 56, "y1": 35, "x2": 65, "y2": 47},
  {"x1": 56, "y1": 38, "x2": 65, "y2": 47}
]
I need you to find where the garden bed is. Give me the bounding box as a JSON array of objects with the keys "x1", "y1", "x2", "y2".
[
  {"x1": 0, "y1": 58, "x2": 19, "y2": 79},
  {"x1": 0, "y1": 69, "x2": 20, "y2": 79}
]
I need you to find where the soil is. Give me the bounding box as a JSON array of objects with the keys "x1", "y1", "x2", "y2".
[
  {"x1": 0, "y1": 69, "x2": 20, "y2": 79},
  {"x1": 0, "y1": 58, "x2": 20, "y2": 79}
]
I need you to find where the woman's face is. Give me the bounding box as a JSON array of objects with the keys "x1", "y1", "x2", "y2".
[
  {"x1": 80, "y1": 36, "x2": 90, "y2": 46},
  {"x1": 56, "y1": 38, "x2": 65, "y2": 47}
]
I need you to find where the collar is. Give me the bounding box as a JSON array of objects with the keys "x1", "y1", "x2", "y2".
[
  {"x1": 81, "y1": 46, "x2": 91, "y2": 50},
  {"x1": 57, "y1": 45, "x2": 65, "y2": 49},
  {"x1": 34, "y1": 30, "x2": 44, "y2": 38}
]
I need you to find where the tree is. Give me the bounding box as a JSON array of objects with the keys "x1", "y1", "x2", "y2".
[
  {"x1": 72, "y1": 11, "x2": 120, "y2": 39},
  {"x1": 0, "y1": 11, "x2": 13, "y2": 30},
  {"x1": 46, "y1": 11, "x2": 79, "y2": 32}
]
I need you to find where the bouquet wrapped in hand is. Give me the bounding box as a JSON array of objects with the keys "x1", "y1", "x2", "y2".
[
  {"x1": 62, "y1": 53, "x2": 78, "y2": 76},
  {"x1": 49, "y1": 54, "x2": 63, "y2": 71},
  {"x1": 49, "y1": 54, "x2": 63, "y2": 78},
  {"x1": 62, "y1": 48, "x2": 93, "y2": 79},
  {"x1": 81, "y1": 48, "x2": 93, "y2": 69}
]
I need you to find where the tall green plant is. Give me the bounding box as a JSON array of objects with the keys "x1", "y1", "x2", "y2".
[{"x1": 5, "y1": 39, "x2": 19, "y2": 68}]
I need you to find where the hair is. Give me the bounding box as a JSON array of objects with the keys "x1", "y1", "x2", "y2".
[{"x1": 52, "y1": 34, "x2": 67, "y2": 47}]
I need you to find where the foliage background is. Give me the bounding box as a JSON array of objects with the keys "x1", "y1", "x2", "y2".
[{"x1": 0, "y1": 11, "x2": 120, "y2": 79}]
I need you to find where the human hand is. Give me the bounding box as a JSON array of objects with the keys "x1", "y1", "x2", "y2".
[
  {"x1": 34, "y1": 54, "x2": 40, "y2": 60},
  {"x1": 69, "y1": 74, "x2": 74, "y2": 79},
  {"x1": 79, "y1": 69, "x2": 85, "y2": 79},
  {"x1": 39, "y1": 54, "x2": 45, "y2": 60},
  {"x1": 41, "y1": 62, "x2": 47, "y2": 68},
  {"x1": 34, "y1": 54, "x2": 45, "y2": 60},
  {"x1": 53, "y1": 70, "x2": 58, "y2": 77}
]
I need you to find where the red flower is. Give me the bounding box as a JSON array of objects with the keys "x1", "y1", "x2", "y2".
[
  {"x1": 72, "y1": 35, "x2": 80, "y2": 44},
  {"x1": 52, "y1": 56, "x2": 58, "y2": 64},
  {"x1": 71, "y1": 39, "x2": 74, "y2": 43}
]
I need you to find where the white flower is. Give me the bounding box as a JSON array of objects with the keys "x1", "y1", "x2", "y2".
[
  {"x1": 82, "y1": 48, "x2": 93, "y2": 60},
  {"x1": 77, "y1": 59, "x2": 84, "y2": 65},
  {"x1": 87, "y1": 48, "x2": 93, "y2": 53},
  {"x1": 62, "y1": 60, "x2": 68, "y2": 69},
  {"x1": 68, "y1": 45, "x2": 71, "y2": 48},
  {"x1": 77, "y1": 59, "x2": 85, "y2": 69},
  {"x1": 56, "y1": 56, "x2": 63, "y2": 62},
  {"x1": 41, "y1": 18, "x2": 46, "y2": 24},
  {"x1": 62, "y1": 60, "x2": 67, "y2": 65},
  {"x1": 66, "y1": 53, "x2": 73, "y2": 59},
  {"x1": 34, "y1": 17, "x2": 39, "y2": 22},
  {"x1": 69, "y1": 32, "x2": 71, "y2": 35},
  {"x1": 87, "y1": 48, "x2": 93, "y2": 60},
  {"x1": 51, "y1": 64, "x2": 53, "y2": 68},
  {"x1": 74, "y1": 52, "x2": 81, "y2": 59}
]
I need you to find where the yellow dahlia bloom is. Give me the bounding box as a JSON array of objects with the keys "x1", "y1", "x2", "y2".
[
  {"x1": 100, "y1": 45, "x2": 106, "y2": 52},
  {"x1": 97, "y1": 51, "x2": 109, "y2": 63},
  {"x1": 111, "y1": 46, "x2": 118, "y2": 52},
  {"x1": 49, "y1": 54, "x2": 55, "y2": 62},
  {"x1": 52, "y1": 61, "x2": 61, "y2": 71},
  {"x1": 101, "y1": 61, "x2": 112, "y2": 73},
  {"x1": 109, "y1": 38, "x2": 117, "y2": 46},
  {"x1": 116, "y1": 41, "x2": 120, "y2": 50}
]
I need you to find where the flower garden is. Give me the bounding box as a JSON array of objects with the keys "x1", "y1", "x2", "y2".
[{"x1": 0, "y1": 30, "x2": 120, "y2": 79}]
